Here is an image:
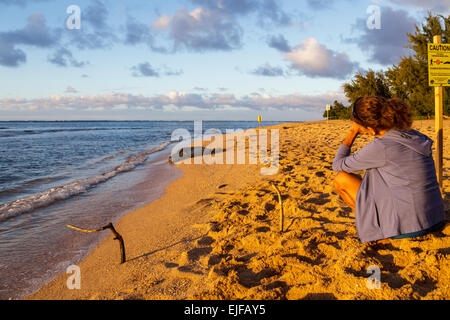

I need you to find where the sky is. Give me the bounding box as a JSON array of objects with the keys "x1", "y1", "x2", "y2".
[{"x1": 0, "y1": 0, "x2": 448, "y2": 121}]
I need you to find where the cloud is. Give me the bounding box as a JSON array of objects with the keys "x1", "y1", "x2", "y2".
[
  {"x1": 65, "y1": 86, "x2": 78, "y2": 93},
  {"x1": 257, "y1": 0, "x2": 292, "y2": 27},
  {"x1": 0, "y1": 4, "x2": 116, "y2": 67},
  {"x1": 194, "y1": 87, "x2": 208, "y2": 91},
  {"x1": 306, "y1": 0, "x2": 353, "y2": 10},
  {"x1": 48, "y1": 47, "x2": 88, "y2": 67},
  {"x1": 0, "y1": 90, "x2": 346, "y2": 113},
  {"x1": 0, "y1": 0, "x2": 51, "y2": 6},
  {"x1": 0, "y1": 13, "x2": 60, "y2": 48},
  {"x1": 131, "y1": 62, "x2": 159, "y2": 77},
  {"x1": 125, "y1": 15, "x2": 152, "y2": 46},
  {"x1": 151, "y1": 0, "x2": 293, "y2": 52},
  {"x1": 282, "y1": 38, "x2": 358, "y2": 79},
  {"x1": 0, "y1": 13, "x2": 61, "y2": 67},
  {"x1": 120, "y1": 15, "x2": 168, "y2": 53},
  {"x1": 83, "y1": 0, "x2": 108, "y2": 30},
  {"x1": 0, "y1": 0, "x2": 293, "y2": 66},
  {"x1": 189, "y1": 0, "x2": 258, "y2": 16},
  {"x1": 68, "y1": 0, "x2": 117, "y2": 50},
  {"x1": 131, "y1": 62, "x2": 183, "y2": 77},
  {"x1": 0, "y1": 41, "x2": 26, "y2": 66},
  {"x1": 190, "y1": 0, "x2": 292, "y2": 26},
  {"x1": 153, "y1": 7, "x2": 243, "y2": 52},
  {"x1": 387, "y1": 0, "x2": 450, "y2": 12},
  {"x1": 267, "y1": 34, "x2": 291, "y2": 52},
  {"x1": 251, "y1": 63, "x2": 285, "y2": 77},
  {"x1": 346, "y1": 6, "x2": 417, "y2": 65},
  {"x1": 306, "y1": 0, "x2": 330, "y2": 9}
]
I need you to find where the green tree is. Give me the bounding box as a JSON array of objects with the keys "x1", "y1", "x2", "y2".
[
  {"x1": 386, "y1": 13, "x2": 450, "y2": 116},
  {"x1": 407, "y1": 13, "x2": 450, "y2": 65},
  {"x1": 385, "y1": 56, "x2": 432, "y2": 116},
  {"x1": 343, "y1": 69, "x2": 392, "y2": 105}
]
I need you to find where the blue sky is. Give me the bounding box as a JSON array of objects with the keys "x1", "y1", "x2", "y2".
[{"x1": 0, "y1": 0, "x2": 447, "y2": 120}]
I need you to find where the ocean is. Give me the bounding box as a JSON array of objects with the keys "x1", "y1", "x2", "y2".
[{"x1": 0, "y1": 120, "x2": 289, "y2": 299}]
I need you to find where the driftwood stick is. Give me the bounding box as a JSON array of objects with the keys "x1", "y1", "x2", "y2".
[
  {"x1": 66, "y1": 222, "x2": 126, "y2": 264},
  {"x1": 270, "y1": 183, "x2": 284, "y2": 233}
]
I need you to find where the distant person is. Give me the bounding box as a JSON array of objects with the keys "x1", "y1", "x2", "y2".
[{"x1": 332, "y1": 96, "x2": 445, "y2": 243}]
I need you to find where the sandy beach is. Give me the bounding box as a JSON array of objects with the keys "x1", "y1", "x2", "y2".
[{"x1": 28, "y1": 120, "x2": 450, "y2": 300}]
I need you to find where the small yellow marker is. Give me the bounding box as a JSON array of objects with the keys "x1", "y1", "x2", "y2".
[
  {"x1": 326, "y1": 104, "x2": 331, "y2": 123},
  {"x1": 258, "y1": 115, "x2": 262, "y2": 128}
]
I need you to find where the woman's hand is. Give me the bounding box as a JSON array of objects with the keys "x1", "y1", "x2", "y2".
[
  {"x1": 350, "y1": 122, "x2": 367, "y2": 135},
  {"x1": 342, "y1": 121, "x2": 366, "y2": 147}
]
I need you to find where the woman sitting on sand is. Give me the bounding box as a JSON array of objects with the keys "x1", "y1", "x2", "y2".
[{"x1": 332, "y1": 96, "x2": 445, "y2": 243}]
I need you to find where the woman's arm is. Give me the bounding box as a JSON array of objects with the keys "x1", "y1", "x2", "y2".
[
  {"x1": 332, "y1": 123, "x2": 386, "y2": 173},
  {"x1": 342, "y1": 123, "x2": 360, "y2": 147}
]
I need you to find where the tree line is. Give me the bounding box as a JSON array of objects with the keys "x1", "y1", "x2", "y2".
[{"x1": 324, "y1": 13, "x2": 450, "y2": 120}]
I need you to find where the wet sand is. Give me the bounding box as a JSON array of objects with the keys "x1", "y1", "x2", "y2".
[{"x1": 28, "y1": 120, "x2": 449, "y2": 300}]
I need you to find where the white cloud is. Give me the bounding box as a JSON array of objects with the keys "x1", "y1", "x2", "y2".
[
  {"x1": 151, "y1": 6, "x2": 243, "y2": 52},
  {"x1": 387, "y1": 0, "x2": 450, "y2": 12},
  {"x1": 346, "y1": 6, "x2": 417, "y2": 65},
  {"x1": 0, "y1": 90, "x2": 346, "y2": 113},
  {"x1": 283, "y1": 38, "x2": 358, "y2": 79},
  {"x1": 65, "y1": 86, "x2": 77, "y2": 94},
  {"x1": 152, "y1": 14, "x2": 171, "y2": 30}
]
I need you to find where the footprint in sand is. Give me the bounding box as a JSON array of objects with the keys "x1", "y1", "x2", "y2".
[
  {"x1": 305, "y1": 193, "x2": 331, "y2": 205},
  {"x1": 255, "y1": 226, "x2": 270, "y2": 233},
  {"x1": 209, "y1": 221, "x2": 222, "y2": 232},
  {"x1": 256, "y1": 214, "x2": 268, "y2": 221},
  {"x1": 208, "y1": 254, "x2": 229, "y2": 266},
  {"x1": 236, "y1": 266, "x2": 279, "y2": 289},
  {"x1": 197, "y1": 236, "x2": 215, "y2": 246},
  {"x1": 315, "y1": 171, "x2": 326, "y2": 178},
  {"x1": 264, "y1": 202, "x2": 276, "y2": 212},
  {"x1": 177, "y1": 266, "x2": 203, "y2": 275},
  {"x1": 164, "y1": 262, "x2": 179, "y2": 268},
  {"x1": 187, "y1": 247, "x2": 213, "y2": 261},
  {"x1": 301, "y1": 188, "x2": 311, "y2": 195}
]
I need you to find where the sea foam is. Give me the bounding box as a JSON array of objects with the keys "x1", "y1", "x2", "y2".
[{"x1": 0, "y1": 141, "x2": 171, "y2": 223}]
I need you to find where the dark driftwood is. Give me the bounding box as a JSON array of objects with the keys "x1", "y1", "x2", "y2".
[
  {"x1": 270, "y1": 183, "x2": 284, "y2": 233},
  {"x1": 66, "y1": 222, "x2": 126, "y2": 264}
]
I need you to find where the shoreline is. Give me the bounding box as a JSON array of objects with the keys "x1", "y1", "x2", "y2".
[
  {"x1": 4, "y1": 147, "x2": 182, "y2": 300},
  {"x1": 27, "y1": 122, "x2": 285, "y2": 299},
  {"x1": 27, "y1": 120, "x2": 450, "y2": 300}
]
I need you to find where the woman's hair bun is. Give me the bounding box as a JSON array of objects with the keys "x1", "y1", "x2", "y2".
[{"x1": 354, "y1": 96, "x2": 412, "y2": 131}]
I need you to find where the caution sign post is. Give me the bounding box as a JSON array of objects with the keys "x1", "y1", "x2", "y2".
[{"x1": 428, "y1": 36, "x2": 445, "y2": 189}]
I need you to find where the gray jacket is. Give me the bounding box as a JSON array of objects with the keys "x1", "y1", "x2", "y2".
[{"x1": 333, "y1": 129, "x2": 445, "y2": 243}]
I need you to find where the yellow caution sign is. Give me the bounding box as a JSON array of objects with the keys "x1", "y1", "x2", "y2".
[
  {"x1": 428, "y1": 42, "x2": 450, "y2": 86},
  {"x1": 429, "y1": 35, "x2": 445, "y2": 189}
]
